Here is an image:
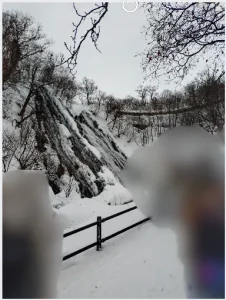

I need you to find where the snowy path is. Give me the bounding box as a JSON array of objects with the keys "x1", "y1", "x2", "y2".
[
  {"x1": 61, "y1": 202, "x2": 145, "y2": 257},
  {"x1": 58, "y1": 218, "x2": 186, "y2": 298}
]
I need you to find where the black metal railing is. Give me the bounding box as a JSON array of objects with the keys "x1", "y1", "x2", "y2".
[{"x1": 63, "y1": 205, "x2": 150, "y2": 261}]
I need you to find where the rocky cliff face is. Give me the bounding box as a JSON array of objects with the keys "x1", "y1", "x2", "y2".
[{"x1": 3, "y1": 85, "x2": 127, "y2": 198}]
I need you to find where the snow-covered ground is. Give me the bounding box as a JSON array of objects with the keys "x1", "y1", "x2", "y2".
[
  {"x1": 58, "y1": 202, "x2": 186, "y2": 298},
  {"x1": 57, "y1": 190, "x2": 186, "y2": 298},
  {"x1": 115, "y1": 135, "x2": 139, "y2": 157}
]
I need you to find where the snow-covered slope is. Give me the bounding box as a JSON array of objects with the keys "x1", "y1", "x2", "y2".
[{"x1": 3, "y1": 85, "x2": 127, "y2": 199}]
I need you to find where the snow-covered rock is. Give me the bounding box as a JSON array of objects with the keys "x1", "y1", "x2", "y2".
[{"x1": 3, "y1": 85, "x2": 127, "y2": 199}]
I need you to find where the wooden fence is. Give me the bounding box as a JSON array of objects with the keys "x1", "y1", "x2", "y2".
[{"x1": 63, "y1": 206, "x2": 150, "y2": 261}]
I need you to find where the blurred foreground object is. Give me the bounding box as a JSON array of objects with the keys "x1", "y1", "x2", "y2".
[
  {"x1": 3, "y1": 171, "x2": 64, "y2": 299},
  {"x1": 121, "y1": 126, "x2": 225, "y2": 298}
]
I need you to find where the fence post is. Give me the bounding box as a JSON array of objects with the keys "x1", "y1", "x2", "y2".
[{"x1": 96, "y1": 216, "x2": 102, "y2": 251}]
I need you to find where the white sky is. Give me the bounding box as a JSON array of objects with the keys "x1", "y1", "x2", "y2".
[{"x1": 3, "y1": 1, "x2": 209, "y2": 98}]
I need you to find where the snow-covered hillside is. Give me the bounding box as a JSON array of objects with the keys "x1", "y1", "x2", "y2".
[{"x1": 3, "y1": 85, "x2": 129, "y2": 200}]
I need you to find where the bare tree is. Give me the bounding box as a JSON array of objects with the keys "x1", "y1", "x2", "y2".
[
  {"x1": 104, "y1": 95, "x2": 121, "y2": 121},
  {"x1": 2, "y1": 129, "x2": 18, "y2": 172},
  {"x1": 141, "y1": 2, "x2": 225, "y2": 81},
  {"x1": 181, "y1": 66, "x2": 225, "y2": 132},
  {"x1": 5, "y1": 47, "x2": 78, "y2": 126},
  {"x1": 136, "y1": 85, "x2": 149, "y2": 104},
  {"x1": 63, "y1": 2, "x2": 224, "y2": 83},
  {"x1": 92, "y1": 90, "x2": 107, "y2": 115},
  {"x1": 136, "y1": 85, "x2": 157, "y2": 103},
  {"x1": 3, "y1": 10, "x2": 51, "y2": 86},
  {"x1": 14, "y1": 52, "x2": 57, "y2": 122},
  {"x1": 3, "y1": 121, "x2": 41, "y2": 171},
  {"x1": 96, "y1": 90, "x2": 106, "y2": 107},
  {"x1": 80, "y1": 77, "x2": 98, "y2": 105}
]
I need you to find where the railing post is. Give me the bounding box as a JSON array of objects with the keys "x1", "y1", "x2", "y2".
[{"x1": 96, "y1": 216, "x2": 102, "y2": 251}]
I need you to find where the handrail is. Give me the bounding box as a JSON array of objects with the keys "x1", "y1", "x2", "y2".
[
  {"x1": 63, "y1": 205, "x2": 150, "y2": 261},
  {"x1": 63, "y1": 205, "x2": 138, "y2": 237},
  {"x1": 63, "y1": 242, "x2": 98, "y2": 261},
  {"x1": 63, "y1": 221, "x2": 98, "y2": 238},
  {"x1": 102, "y1": 206, "x2": 137, "y2": 222},
  {"x1": 101, "y1": 217, "x2": 150, "y2": 243}
]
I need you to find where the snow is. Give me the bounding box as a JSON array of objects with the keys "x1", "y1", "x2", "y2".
[
  {"x1": 94, "y1": 113, "x2": 113, "y2": 134},
  {"x1": 52, "y1": 90, "x2": 102, "y2": 161},
  {"x1": 3, "y1": 85, "x2": 28, "y2": 120},
  {"x1": 116, "y1": 135, "x2": 139, "y2": 157},
  {"x1": 71, "y1": 103, "x2": 89, "y2": 117},
  {"x1": 98, "y1": 166, "x2": 117, "y2": 185},
  {"x1": 58, "y1": 124, "x2": 71, "y2": 138},
  {"x1": 58, "y1": 200, "x2": 186, "y2": 298},
  {"x1": 95, "y1": 182, "x2": 132, "y2": 205},
  {"x1": 60, "y1": 174, "x2": 81, "y2": 200},
  {"x1": 83, "y1": 139, "x2": 102, "y2": 160},
  {"x1": 52, "y1": 92, "x2": 81, "y2": 136},
  {"x1": 56, "y1": 183, "x2": 133, "y2": 233},
  {"x1": 2, "y1": 118, "x2": 16, "y2": 132}
]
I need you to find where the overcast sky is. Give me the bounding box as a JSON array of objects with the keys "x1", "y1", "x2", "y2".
[{"x1": 3, "y1": 2, "x2": 208, "y2": 98}]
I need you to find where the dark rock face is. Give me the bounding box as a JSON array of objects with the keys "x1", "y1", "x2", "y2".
[{"x1": 32, "y1": 87, "x2": 127, "y2": 197}]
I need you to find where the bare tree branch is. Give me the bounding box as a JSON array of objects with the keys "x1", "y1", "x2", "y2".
[
  {"x1": 63, "y1": 2, "x2": 109, "y2": 74},
  {"x1": 140, "y1": 2, "x2": 225, "y2": 82}
]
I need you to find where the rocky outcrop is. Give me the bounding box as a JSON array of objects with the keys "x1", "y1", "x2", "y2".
[{"x1": 3, "y1": 85, "x2": 127, "y2": 198}]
